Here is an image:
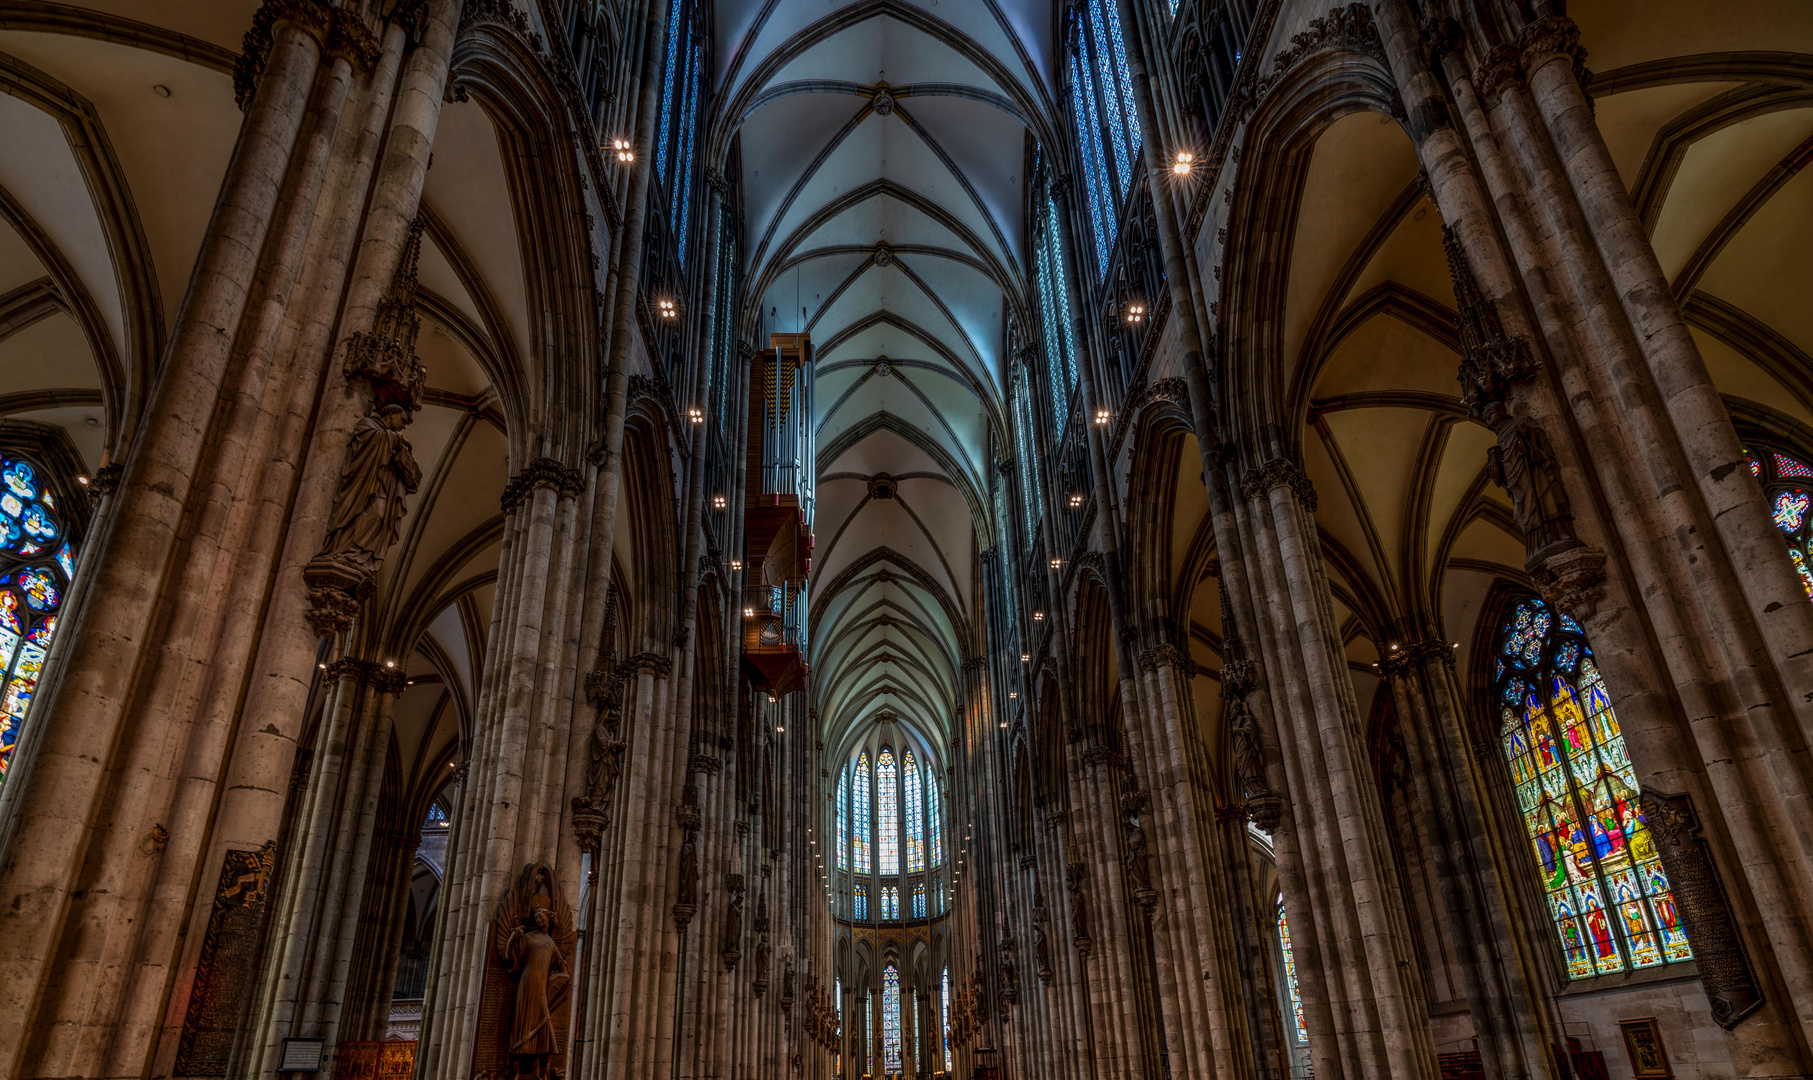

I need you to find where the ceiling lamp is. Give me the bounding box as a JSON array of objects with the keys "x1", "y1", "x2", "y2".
[
  {"x1": 1172, "y1": 151, "x2": 1194, "y2": 176},
  {"x1": 657, "y1": 298, "x2": 677, "y2": 319},
  {"x1": 612, "y1": 138, "x2": 633, "y2": 163}
]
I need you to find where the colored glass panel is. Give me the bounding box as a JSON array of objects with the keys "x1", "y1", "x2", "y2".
[
  {"x1": 654, "y1": 0, "x2": 683, "y2": 182},
  {"x1": 905, "y1": 750, "x2": 925, "y2": 872},
  {"x1": 1749, "y1": 448, "x2": 1813, "y2": 599},
  {"x1": 1496, "y1": 596, "x2": 1691, "y2": 978},
  {"x1": 942, "y1": 967, "x2": 953, "y2": 1072},
  {"x1": 838, "y1": 764, "x2": 850, "y2": 871},
  {"x1": 1068, "y1": 50, "x2": 1114, "y2": 277},
  {"x1": 912, "y1": 880, "x2": 926, "y2": 919},
  {"x1": 882, "y1": 966, "x2": 902, "y2": 1072},
  {"x1": 1277, "y1": 897, "x2": 1307, "y2": 1042},
  {"x1": 878, "y1": 748, "x2": 899, "y2": 875},
  {"x1": 1015, "y1": 382, "x2": 1041, "y2": 542},
  {"x1": 674, "y1": 38, "x2": 703, "y2": 266},
  {"x1": 928, "y1": 773, "x2": 942, "y2": 868},
  {"x1": 882, "y1": 885, "x2": 898, "y2": 921},
  {"x1": 855, "y1": 753, "x2": 872, "y2": 874},
  {"x1": 854, "y1": 888, "x2": 867, "y2": 921},
  {"x1": 0, "y1": 457, "x2": 75, "y2": 788}
]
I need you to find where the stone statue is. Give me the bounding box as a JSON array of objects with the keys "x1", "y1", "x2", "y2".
[
  {"x1": 490, "y1": 867, "x2": 574, "y2": 1080},
  {"x1": 1228, "y1": 699, "x2": 1268, "y2": 800},
  {"x1": 998, "y1": 933, "x2": 1019, "y2": 1004},
  {"x1": 1031, "y1": 906, "x2": 1053, "y2": 985},
  {"x1": 677, "y1": 831, "x2": 699, "y2": 911},
  {"x1": 1483, "y1": 404, "x2": 1577, "y2": 561},
  {"x1": 320, "y1": 405, "x2": 421, "y2": 571},
  {"x1": 721, "y1": 877, "x2": 744, "y2": 972},
  {"x1": 1066, "y1": 861, "x2": 1091, "y2": 954},
  {"x1": 1124, "y1": 813, "x2": 1155, "y2": 904}
]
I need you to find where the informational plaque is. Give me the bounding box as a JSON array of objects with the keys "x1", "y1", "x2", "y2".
[
  {"x1": 174, "y1": 844, "x2": 278, "y2": 1075},
  {"x1": 278, "y1": 1037, "x2": 326, "y2": 1072},
  {"x1": 1641, "y1": 789, "x2": 1764, "y2": 1029}
]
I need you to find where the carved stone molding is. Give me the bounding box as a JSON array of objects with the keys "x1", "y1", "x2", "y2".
[
  {"x1": 1443, "y1": 226, "x2": 1537, "y2": 420},
  {"x1": 690, "y1": 753, "x2": 722, "y2": 775},
  {"x1": 1416, "y1": 14, "x2": 1461, "y2": 66},
  {"x1": 1239, "y1": 458, "x2": 1318, "y2": 511},
  {"x1": 1213, "y1": 803, "x2": 1247, "y2": 825},
  {"x1": 1079, "y1": 745, "x2": 1127, "y2": 774},
  {"x1": 1220, "y1": 655, "x2": 1257, "y2": 697},
  {"x1": 1529, "y1": 542, "x2": 1608, "y2": 621},
  {"x1": 499, "y1": 457, "x2": 584, "y2": 514},
  {"x1": 622, "y1": 651, "x2": 674, "y2": 678},
  {"x1": 302, "y1": 558, "x2": 374, "y2": 637},
  {"x1": 344, "y1": 216, "x2": 428, "y2": 414},
  {"x1": 1250, "y1": 3, "x2": 1384, "y2": 105}
]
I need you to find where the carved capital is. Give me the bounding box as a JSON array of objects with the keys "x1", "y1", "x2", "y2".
[
  {"x1": 89, "y1": 462, "x2": 124, "y2": 499},
  {"x1": 500, "y1": 457, "x2": 585, "y2": 513},
  {"x1": 1135, "y1": 644, "x2": 1196, "y2": 677},
  {"x1": 1417, "y1": 14, "x2": 1461, "y2": 66},
  {"x1": 1239, "y1": 458, "x2": 1318, "y2": 511},
  {"x1": 1220, "y1": 655, "x2": 1258, "y2": 697},
  {"x1": 569, "y1": 797, "x2": 609, "y2": 851},
  {"x1": 691, "y1": 753, "x2": 723, "y2": 775},
  {"x1": 1518, "y1": 15, "x2": 1590, "y2": 89},
  {"x1": 1472, "y1": 43, "x2": 1525, "y2": 97},
  {"x1": 303, "y1": 555, "x2": 375, "y2": 637}
]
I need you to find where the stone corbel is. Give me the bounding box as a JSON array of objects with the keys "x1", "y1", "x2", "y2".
[
  {"x1": 1528, "y1": 542, "x2": 1608, "y2": 622},
  {"x1": 1517, "y1": 15, "x2": 1591, "y2": 90}
]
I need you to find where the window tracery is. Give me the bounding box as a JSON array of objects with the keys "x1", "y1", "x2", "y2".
[
  {"x1": 878, "y1": 747, "x2": 899, "y2": 875},
  {"x1": 1495, "y1": 597, "x2": 1692, "y2": 978},
  {"x1": 1067, "y1": 0, "x2": 1143, "y2": 278},
  {"x1": 1277, "y1": 895, "x2": 1306, "y2": 1044},
  {"x1": 854, "y1": 751, "x2": 871, "y2": 874},
  {"x1": 905, "y1": 750, "x2": 924, "y2": 872}
]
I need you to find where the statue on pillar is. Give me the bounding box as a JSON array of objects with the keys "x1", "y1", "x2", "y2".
[
  {"x1": 1228, "y1": 698, "x2": 1269, "y2": 801},
  {"x1": 486, "y1": 865, "x2": 575, "y2": 1080},
  {"x1": 1482, "y1": 402, "x2": 1579, "y2": 563},
  {"x1": 319, "y1": 405, "x2": 422, "y2": 569}
]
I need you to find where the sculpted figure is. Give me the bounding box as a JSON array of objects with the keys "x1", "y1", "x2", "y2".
[
  {"x1": 321, "y1": 405, "x2": 421, "y2": 570},
  {"x1": 1228, "y1": 699, "x2": 1268, "y2": 800},
  {"x1": 1483, "y1": 404, "x2": 1576, "y2": 559},
  {"x1": 499, "y1": 907, "x2": 569, "y2": 1080}
]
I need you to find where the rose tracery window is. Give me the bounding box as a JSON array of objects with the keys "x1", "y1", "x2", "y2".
[
  {"x1": 1495, "y1": 597, "x2": 1692, "y2": 979},
  {"x1": 1747, "y1": 446, "x2": 1813, "y2": 597},
  {"x1": 0, "y1": 457, "x2": 77, "y2": 788}
]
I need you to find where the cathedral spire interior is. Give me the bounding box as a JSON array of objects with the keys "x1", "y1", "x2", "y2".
[{"x1": 0, "y1": 1, "x2": 1809, "y2": 1078}]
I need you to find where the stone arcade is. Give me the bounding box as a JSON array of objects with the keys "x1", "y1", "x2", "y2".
[{"x1": 0, "y1": 1, "x2": 1809, "y2": 1079}]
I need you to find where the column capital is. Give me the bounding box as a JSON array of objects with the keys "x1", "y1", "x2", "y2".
[
  {"x1": 500, "y1": 456, "x2": 585, "y2": 513},
  {"x1": 1238, "y1": 457, "x2": 1317, "y2": 511},
  {"x1": 1135, "y1": 643, "x2": 1195, "y2": 677}
]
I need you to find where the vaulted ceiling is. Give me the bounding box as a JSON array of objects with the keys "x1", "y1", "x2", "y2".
[{"x1": 715, "y1": 0, "x2": 1057, "y2": 756}]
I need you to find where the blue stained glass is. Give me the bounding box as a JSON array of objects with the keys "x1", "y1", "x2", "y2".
[
  {"x1": 1015, "y1": 385, "x2": 1039, "y2": 542},
  {"x1": 1038, "y1": 238, "x2": 1068, "y2": 427},
  {"x1": 55, "y1": 542, "x2": 72, "y2": 581},
  {"x1": 882, "y1": 884, "x2": 899, "y2": 920},
  {"x1": 1, "y1": 462, "x2": 33, "y2": 500},
  {"x1": 0, "y1": 454, "x2": 74, "y2": 788},
  {"x1": 654, "y1": 0, "x2": 683, "y2": 183},
  {"x1": 879, "y1": 748, "x2": 899, "y2": 874},
  {"x1": 1048, "y1": 199, "x2": 1078, "y2": 388},
  {"x1": 905, "y1": 751, "x2": 925, "y2": 872},
  {"x1": 928, "y1": 772, "x2": 942, "y2": 868},
  {"x1": 1069, "y1": 52, "x2": 1114, "y2": 277},
  {"x1": 837, "y1": 763, "x2": 850, "y2": 871},
  {"x1": 912, "y1": 880, "x2": 926, "y2": 918},
  {"x1": 855, "y1": 752, "x2": 872, "y2": 874},
  {"x1": 883, "y1": 966, "x2": 902, "y2": 1071},
  {"x1": 854, "y1": 889, "x2": 867, "y2": 921},
  {"x1": 675, "y1": 39, "x2": 703, "y2": 267},
  {"x1": 1089, "y1": 0, "x2": 1135, "y2": 197}
]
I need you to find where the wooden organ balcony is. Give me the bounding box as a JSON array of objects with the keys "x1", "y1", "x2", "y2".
[{"x1": 742, "y1": 333, "x2": 814, "y2": 696}]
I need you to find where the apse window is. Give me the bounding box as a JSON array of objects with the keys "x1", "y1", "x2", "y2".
[
  {"x1": 1495, "y1": 597, "x2": 1691, "y2": 978},
  {"x1": 0, "y1": 457, "x2": 77, "y2": 789}
]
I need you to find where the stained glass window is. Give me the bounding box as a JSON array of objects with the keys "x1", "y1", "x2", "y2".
[
  {"x1": 881, "y1": 971, "x2": 902, "y2": 1072},
  {"x1": 928, "y1": 772, "x2": 943, "y2": 869},
  {"x1": 674, "y1": 38, "x2": 703, "y2": 266},
  {"x1": 1745, "y1": 447, "x2": 1813, "y2": 598},
  {"x1": 0, "y1": 458, "x2": 75, "y2": 788},
  {"x1": 866, "y1": 997, "x2": 874, "y2": 1074},
  {"x1": 855, "y1": 752, "x2": 872, "y2": 874},
  {"x1": 942, "y1": 967, "x2": 952, "y2": 1072},
  {"x1": 1496, "y1": 596, "x2": 1692, "y2": 979},
  {"x1": 837, "y1": 764, "x2": 850, "y2": 871},
  {"x1": 834, "y1": 978, "x2": 843, "y2": 1075},
  {"x1": 882, "y1": 885, "x2": 899, "y2": 920},
  {"x1": 1014, "y1": 379, "x2": 1042, "y2": 542},
  {"x1": 1035, "y1": 195, "x2": 1079, "y2": 431},
  {"x1": 424, "y1": 801, "x2": 449, "y2": 829},
  {"x1": 905, "y1": 750, "x2": 925, "y2": 872},
  {"x1": 1068, "y1": 0, "x2": 1144, "y2": 278},
  {"x1": 854, "y1": 887, "x2": 868, "y2": 922},
  {"x1": 878, "y1": 748, "x2": 899, "y2": 875},
  {"x1": 1277, "y1": 895, "x2": 1307, "y2": 1043},
  {"x1": 912, "y1": 880, "x2": 927, "y2": 919}
]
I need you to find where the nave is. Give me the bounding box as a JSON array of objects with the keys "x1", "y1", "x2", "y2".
[{"x1": 0, "y1": 0, "x2": 1810, "y2": 1078}]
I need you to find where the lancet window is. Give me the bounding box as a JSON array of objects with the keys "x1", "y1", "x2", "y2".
[
  {"x1": 1495, "y1": 597, "x2": 1692, "y2": 978},
  {"x1": 883, "y1": 965, "x2": 902, "y2": 1072},
  {"x1": 0, "y1": 457, "x2": 77, "y2": 787},
  {"x1": 928, "y1": 772, "x2": 943, "y2": 868},
  {"x1": 837, "y1": 763, "x2": 850, "y2": 871},
  {"x1": 1277, "y1": 895, "x2": 1306, "y2": 1044},
  {"x1": 1067, "y1": 0, "x2": 1143, "y2": 278},
  {"x1": 653, "y1": 0, "x2": 705, "y2": 265},
  {"x1": 854, "y1": 751, "x2": 871, "y2": 874},
  {"x1": 1034, "y1": 193, "x2": 1079, "y2": 426},
  {"x1": 905, "y1": 750, "x2": 925, "y2": 872},
  {"x1": 912, "y1": 880, "x2": 926, "y2": 919},
  {"x1": 941, "y1": 967, "x2": 952, "y2": 1072},
  {"x1": 878, "y1": 748, "x2": 899, "y2": 874},
  {"x1": 882, "y1": 885, "x2": 898, "y2": 921},
  {"x1": 1747, "y1": 447, "x2": 1813, "y2": 597}
]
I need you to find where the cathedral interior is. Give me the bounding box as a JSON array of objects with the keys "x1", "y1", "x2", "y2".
[{"x1": 0, "y1": 0, "x2": 1812, "y2": 1078}]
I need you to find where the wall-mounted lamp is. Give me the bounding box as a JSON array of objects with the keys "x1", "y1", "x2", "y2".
[
  {"x1": 1172, "y1": 151, "x2": 1194, "y2": 176},
  {"x1": 612, "y1": 138, "x2": 634, "y2": 163}
]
